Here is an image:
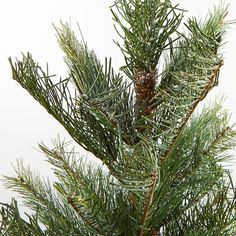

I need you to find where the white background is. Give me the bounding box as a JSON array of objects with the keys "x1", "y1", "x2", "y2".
[{"x1": 0, "y1": 0, "x2": 235, "y2": 204}]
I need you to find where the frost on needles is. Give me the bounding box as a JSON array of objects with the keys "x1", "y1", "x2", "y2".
[{"x1": 1, "y1": 1, "x2": 236, "y2": 235}]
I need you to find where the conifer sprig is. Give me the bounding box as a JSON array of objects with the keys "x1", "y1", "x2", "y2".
[
  {"x1": 1, "y1": 1, "x2": 236, "y2": 235},
  {"x1": 111, "y1": 0, "x2": 183, "y2": 75}
]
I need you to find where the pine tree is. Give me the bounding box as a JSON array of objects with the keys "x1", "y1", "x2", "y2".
[{"x1": 1, "y1": 1, "x2": 236, "y2": 235}]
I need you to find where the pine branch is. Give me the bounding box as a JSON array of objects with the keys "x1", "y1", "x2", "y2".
[
  {"x1": 162, "y1": 173, "x2": 236, "y2": 235},
  {"x1": 67, "y1": 196, "x2": 105, "y2": 236},
  {"x1": 9, "y1": 54, "x2": 120, "y2": 169},
  {"x1": 139, "y1": 172, "x2": 158, "y2": 236},
  {"x1": 161, "y1": 59, "x2": 224, "y2": 165},
  {"x1": 39, "y1": 140, "x2": 122, "y2": 235},
  {"x1": 140, "y1": 101, "x2": 236, "y2": 232},
  {"x1": 111, "y1": 0, "x2": 183, "y2": 120},
  {"x1": 55, "y1": 22, "x2": 137, "y2": 145},
  {"x1": 4, "y1": 161, "x2": 56, "y2": 213},
  {"x1": 111, "y1": 0, "x2": 183, "y2": 74},
  {"x1": 149, "y1": 5, "x2": 229, "y2": 161},
  {"x1": 3, "y1": 1, "x2": 236, "y2": 235},
  {"x1": 3, "y1": 161, "x2": 91, "y2": 235},
  {"x1": 0, "y1": 199, "x2": 45, "y2": 236}
]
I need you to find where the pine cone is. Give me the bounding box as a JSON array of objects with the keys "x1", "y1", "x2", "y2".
[{"x1": 134, "y1": 68, "x2": 157, "y2": 115}]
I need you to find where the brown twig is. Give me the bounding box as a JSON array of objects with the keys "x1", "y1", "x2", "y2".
[
  {"x1": 67, "y1": 196, "x2": 105, "y2": 235},
  {"x1": 161, "y1": 59, "x2": 224, "y2": 165},
  {"x1": 203, "y1": 126, "x2": 230, "y2": 155},
  {"x1": 150, "y1": 229, "x2": 160, "y2": 236},
  {"x1": 139, "y1": 172, "x2": 158, "y2": 236}
]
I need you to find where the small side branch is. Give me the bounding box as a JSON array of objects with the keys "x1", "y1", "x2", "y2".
[
  {"x1": 67, "y1": 197, "x2": 105, "y2": 236},
  {"x1": 139, "y1": 172, "x2": 158, "y2": 236},
  {"x1": 161, "y1": 60, "x2": 224, "y2": 165},
  {"x1": 203, "y1": 126, "x2": 231, "y2": 155}
]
